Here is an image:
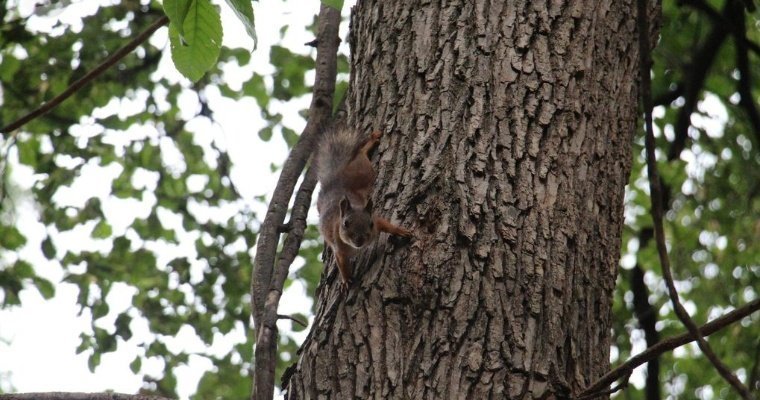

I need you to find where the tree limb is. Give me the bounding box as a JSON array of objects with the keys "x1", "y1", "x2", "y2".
[
  {"x1": 679, "y1": 0, "x2": 760, "y2": 56},
  {"x1": 630, "y1": 262, "x2": 661, "y2": 400},
  {"x1": 249, "y1": 4, "x2": 341, "y2": 400},
  {"x1": 667, "y1": 3, "x2": 729, "y2": 161},
  {"x1": 728, "y1": 0, "x2": 760, "y2": 145},
  {"x1": 253, "y1": 167, "x2": 318, "y2": 400},
  {"x1": 638, "y1": 0, "x2": 753, "y2": 398},
  {"x1": 0, "y1": 15, "x2": 169, "y2": 136},
  {"x1": 277, "y1": 313, "x2": 308, "y2": 328},
  {"x1": 578, "y1": 299, "x2": 760, "y2": 397}
]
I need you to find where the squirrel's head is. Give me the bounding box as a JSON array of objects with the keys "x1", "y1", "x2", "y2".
[{"x1": 338, "y1": 196, "x2": 375, "y2": 249}]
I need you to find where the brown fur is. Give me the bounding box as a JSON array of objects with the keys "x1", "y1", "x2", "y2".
[{"x1": 316, "y1": 129, "x2": 411, "y2": 289}]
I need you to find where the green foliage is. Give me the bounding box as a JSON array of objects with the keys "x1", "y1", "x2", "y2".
[
  {"x1": 0, "y1": 0, "x2": 328, "y2": 396},
  {"x1": 224, "y1": 0, "x2": 257, "y2": 46},
  {"x1": 614, "y1": 2, "x2": 760, "y2": 398},
  {"x1": 166, "y1": 0, "x2": 223, "y2": 82}
]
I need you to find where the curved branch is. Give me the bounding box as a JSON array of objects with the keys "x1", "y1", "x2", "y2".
[
  {"x1": 638, "y1": 0, "x2": 753, "y2": 398},
  {"x1": 578, "y1": 299, "x2": 760, "y2": 397},
  {"x1": 0, "y1": 15, "x2": 169, "y2": 136}
]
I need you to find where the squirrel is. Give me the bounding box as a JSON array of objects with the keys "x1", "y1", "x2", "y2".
[{"x1": 316, "y1": 127, "x2": 412, "y2": 290}]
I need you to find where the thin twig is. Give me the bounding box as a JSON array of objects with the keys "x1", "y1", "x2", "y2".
[
  {"x1": 576, "y1": 374, "x2": 630, "y2": 400},
  {"x1": 637, "y1": 0, "x2": 753, "y2": 398},
  {"x1": 277, "y1": 314, "x2": 308, "y2": 328},
  {"x1": 578, "y1": 299, "x2": 760, "y2": 397},
  {"x1": 0, "y1": 15, "x2": 169, "y2": 136}
]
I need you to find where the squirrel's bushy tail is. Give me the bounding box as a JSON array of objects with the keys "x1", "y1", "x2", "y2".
[{"x1": 316, "y1": 125, "x2": 362, "y2": 184}]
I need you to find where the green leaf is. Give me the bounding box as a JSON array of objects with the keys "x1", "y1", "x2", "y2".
[
  {"x1": 168, "y1": 0, "x2": 223, "y2": 82},
  {"x1": 115, "y1": 313, "x2": 133, "y2": 341},
  {"x1": 223, "y1": 0, "x2": 257, "y2": 47},
  {"x1": 258, "y1": 126, "x2": 273, "y2": 141},
  {"x1": 129, "y1": 356, "x2": 142, "y2": 374},
  {"x1": 242, "y1": 74, "x2": 269, "y2": 108},
  {"x1": 291, "y1": 313, "x2": 308, "y2": 332},
  {"x1": 163, "y1": 0, "x2": 193, "y2": 35},
  {"x1": 0, "y1": 55, "x2": 21, "y2": 82},
  {"x1": 17, "y1": 137, "x2": 40, "y2": 167},
  {"x1": 92, "y1": 301, "x2": 110, "y2": 319},
  {"x1": 41, "y1": 236, "x2": 56, "y2": 259},
  {"x1": 321, "y1": 0, "x2": 344, "y2": 11},
  {"x1": 91, "y1": 220, "x2": 113, "y2": 239},
  {"x1": 33, "y1": 277, "x2": 55, "y2": 299},
  {"x1": 13, "y1": 260, "x2": 34, "y2": 279},
  {"x1": 88, "y1": 352, "x2": 101, "y2": 372},
  {"x1": 0, "y1": 225, "x2": 27, "y2": 250},
  {"x1": 281, "y1": 126, "x2": 298, "y2": 148}
]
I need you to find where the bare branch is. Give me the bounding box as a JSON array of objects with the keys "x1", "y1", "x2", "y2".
[
  {"x1": 637, "y1": 1, "x2": 753, "y2": 398},
  {"x1": 630, "y1": 262, "x2": 661, "y2": 400},
  {"x1": 254, "y1": 167, "x2": 319, "y2": 400},
  {"x1": 576, "y1": 374, "x2": 630, "y2": 400},
  {"x1": 578, "y1": 299, "x2": 760, "y2": 397},
  {"x1": 250, "y1": 3, "x2": 342, "y2": 400},
  {"x1": 0, "y1": 15, "x2": 169, "y2": 136}
]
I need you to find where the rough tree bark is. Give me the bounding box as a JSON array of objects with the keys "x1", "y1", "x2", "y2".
[{"x1": 285, "y1": 1, "x2": 650, "y2": 398}]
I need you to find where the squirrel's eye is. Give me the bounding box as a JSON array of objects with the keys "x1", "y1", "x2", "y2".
[{"x1": 342, "y1": 220, "x2": 349, "y2": 228}]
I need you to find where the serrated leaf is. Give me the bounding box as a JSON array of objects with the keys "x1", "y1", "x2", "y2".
[
  {"x1": 321, "y1": 0, "x2": 343, "y2": 11},
  {"x1": 223, "y1": 0, "x2": 257, "y2": 47},
  {"x1": 168, "y1": 0, "x2": 223, "y2": 82}
]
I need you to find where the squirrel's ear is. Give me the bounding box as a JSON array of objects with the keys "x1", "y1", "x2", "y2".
[
  {"x1": 340, "y1": 196, "x2": 351, "y2": 216},
  {"x1": 365, "y1": 198, "x2": 373, "y2": 212}
]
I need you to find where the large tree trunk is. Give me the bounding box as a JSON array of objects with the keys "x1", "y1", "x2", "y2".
[{"x1": 285, "y1": 0, "x2": 645, "y2": 398}]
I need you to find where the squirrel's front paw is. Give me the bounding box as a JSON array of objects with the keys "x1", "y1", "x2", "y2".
[{"x1": 397, "y1": 227, "x2": 414, "y2": 239}]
